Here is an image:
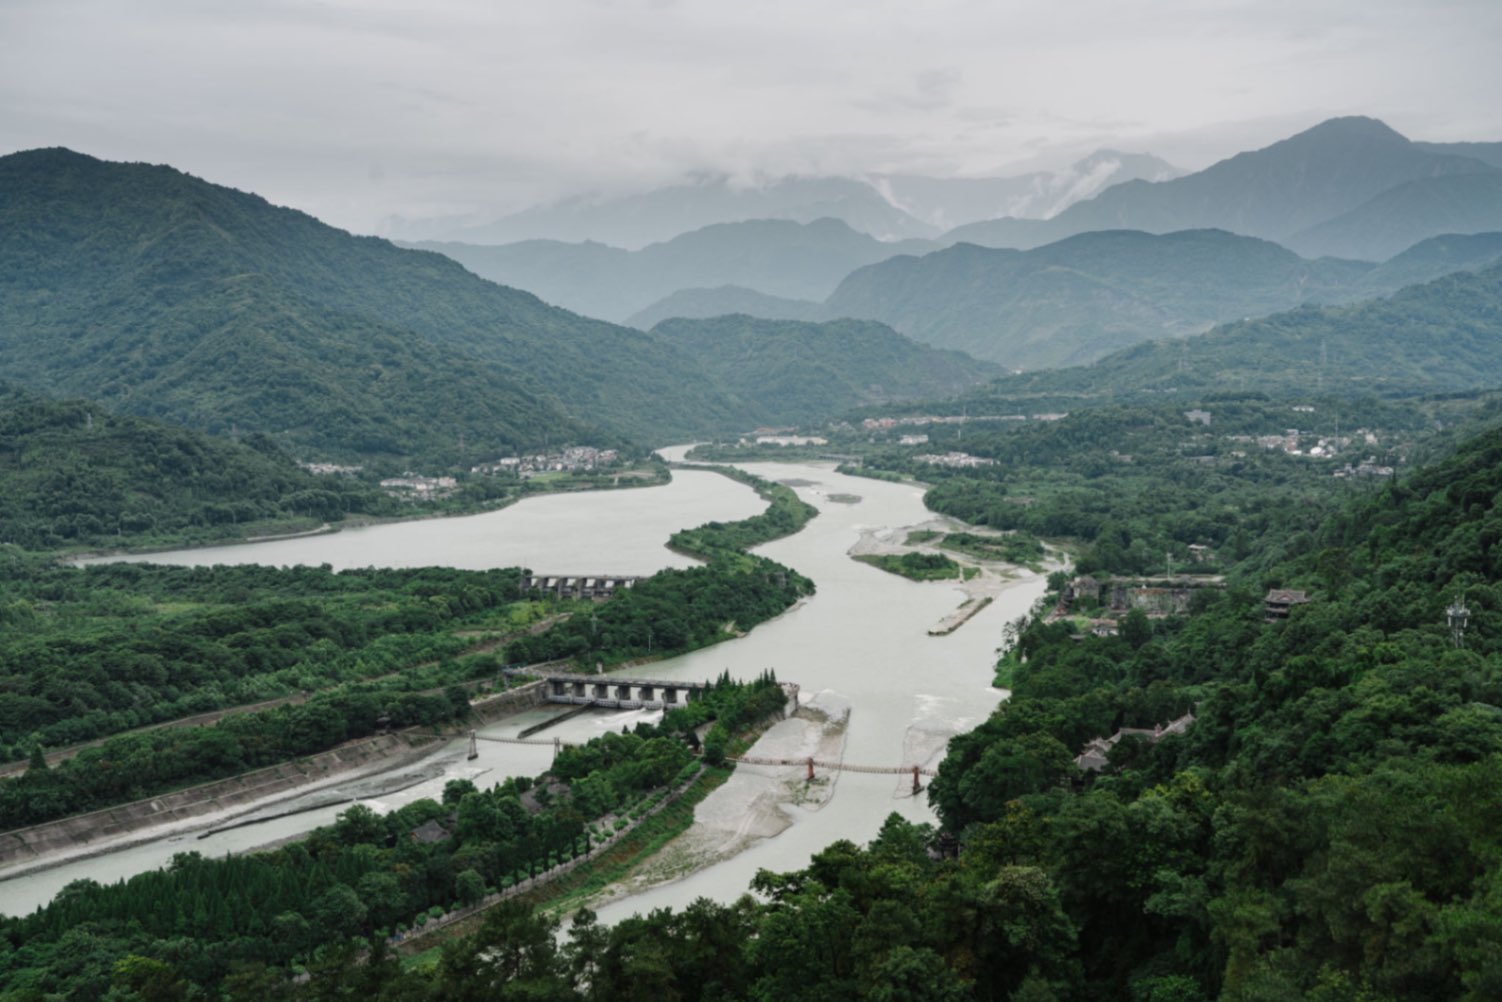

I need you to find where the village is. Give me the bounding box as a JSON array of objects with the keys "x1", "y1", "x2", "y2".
[{"x1": 469, "y1": 445, "x2": 621, "y2": 478}]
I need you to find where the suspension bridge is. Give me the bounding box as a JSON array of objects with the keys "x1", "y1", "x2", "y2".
[
  {"x1": 464, "y1": 735, "x2": 935, "y2": 792},
  {"x1": 729, "y1": 755, "x2": 937, "y2": 794}
]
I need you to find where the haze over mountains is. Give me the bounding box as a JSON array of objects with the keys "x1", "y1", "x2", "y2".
[
  {"x1": 408, "y1": 117, "x2": 1502, "y2": 374},
  {"x1": 406, "y1": 219, "x2": 933, "y2": 325},
  {"x1": 387, "y1": 150, "x2": 1184, "y2": 249},
  {"x1": 4, "y1": 115, "x2": 1501, "y2": 469},
  {"x1": 945, "y1": 117, "x2": 1502, "y2": 254},
  {"x1": 634, "y1": 227, "x2": 1502, "y2": 370}
]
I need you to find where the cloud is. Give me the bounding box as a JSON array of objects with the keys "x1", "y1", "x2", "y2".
[{"x1": 1, "y1": 0, "x2": 1498, "y2": 232}]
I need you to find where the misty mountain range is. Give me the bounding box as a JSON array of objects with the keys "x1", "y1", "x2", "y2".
[
  {"x1": 386, "y1": 150, "x2": 1184, "y2": 249},
  {"x1": 407, "y1": 116, "x2": 1502, "y2": 371},
  {"x1": 945, "y1": 117, "x2": 1502, "y2": 258},
  {"x1": 404, "y1": 219, "x2": 933, "y2": 325},
  {"x1": 4, "y1": 113, "x2": 1502, "y2": 465},
  {"x1": 630, "y1": 228, "x2": 1502, "y2": 370}
]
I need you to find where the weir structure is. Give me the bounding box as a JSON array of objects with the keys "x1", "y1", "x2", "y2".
[
  {"x1": 521, "y1": 575, "x2": 644, "y2": 600},
  {"x1": 541, "y1": 673, "x2": 711, "y2": 711}
]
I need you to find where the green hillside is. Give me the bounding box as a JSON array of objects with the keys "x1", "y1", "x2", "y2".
[
  {"x1": 1354, "y1": 232, "x2": 1502, "y2": 295},
  {"x1": 0, "y1": 384, "x2": 389, "y2": 550},
  {"x1": 10, "y1": 404, "x2": 1498, "y2": 1001},
  {"x1": 907, "y1": 412, "x2": 1502, "y2": 1000},
  {"x1": 627, "y1": 284, "x2": 829, "y2": 330},
  {"x1": 0, "y1": 148, "x2": 757, "y2": 457},
  {"x1": 822, "y1": 230, "x2": 1373, "y2": 368},
  {"x1": 652, "y1": 315, "x2": 1002, "y2": 425},
  {"x1": 946, "y1": 263, "x2": 1502, "y2": 409}
]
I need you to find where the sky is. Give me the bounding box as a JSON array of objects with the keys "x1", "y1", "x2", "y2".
[{"x1": 3, "y1": 0, "x2": 1501, "y2": 235}]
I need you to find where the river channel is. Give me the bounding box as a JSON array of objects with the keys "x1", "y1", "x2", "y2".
[{"x1": 1, "y1": 452, "x2": 1045, "y2": 919}]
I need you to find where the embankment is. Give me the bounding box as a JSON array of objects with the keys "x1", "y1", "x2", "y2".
[{"x1": 0, "y1": 681, "x2": 548, "y2": 872}]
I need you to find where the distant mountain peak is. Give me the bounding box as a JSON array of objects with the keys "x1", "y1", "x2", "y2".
[{"x1": 1275, "y1": 115, "x2": 1410, "y2": 149}]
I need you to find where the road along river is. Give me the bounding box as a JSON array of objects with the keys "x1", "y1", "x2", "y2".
[{"x1": 1, "y1": 453, "x2": 1045, "y2": 919}]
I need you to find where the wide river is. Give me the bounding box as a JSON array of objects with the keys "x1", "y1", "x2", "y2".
[{"x1": 0, "y1": 451, "x2": 1044, "y2": 919}]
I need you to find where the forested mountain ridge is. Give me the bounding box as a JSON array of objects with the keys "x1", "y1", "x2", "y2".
[
  {"x1": 627, "y1": 285, "x2": 830, "y2": 330},
  {"x1": 650, "y1": 315, "x2": 1003, "y2": 425},
  {"x1": 820, "y1": 229, "x2": 1374, "y2": 368},
  {"x1": 1352, "y1": 231, "x2": 1502, "y2": 294},
  {"x1": 905, "y1": 408, "x2": 1502, "y2": 1000},
  {"x1": 2, "y1": 149, "x2": 983, "y2": 455},
  {"x1": 0, "y1": 148, "x2": 753, "y2": 455},
  {"x1": 0, "y1": 383, "x2": 390, "y2": 550},
  {"x1": 948, "y1": 261, "x2": 1502, "y2": 407}
]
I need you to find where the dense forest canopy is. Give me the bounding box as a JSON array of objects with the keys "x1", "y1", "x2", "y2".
[
  {"x1": 0, "y1": 384, "x2": 394, "y2": 550},
  {"x1": 946, "y1": 263, "x2": 1502, "y2": 410}
]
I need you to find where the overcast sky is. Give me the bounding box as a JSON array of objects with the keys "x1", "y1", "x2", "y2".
[{"x1": 4, "y1": 0, "x2": 1500, "y2": 234}]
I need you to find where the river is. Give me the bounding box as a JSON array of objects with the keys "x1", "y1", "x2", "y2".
[{"x1": 1, "y1": 452, "x2": 1044, "y2": 919}]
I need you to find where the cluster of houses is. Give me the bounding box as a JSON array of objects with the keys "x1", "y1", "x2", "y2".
[
  {"x1": 1334, "y1": 460, "x2": 1396, "y2": 478},
  {"x1": 915, "y1": 451, "x2": 997, "y2": 469},
  {"x1": 1074, "y1": 712, "x2": 1198, "y2": 772},
  {"x1": 298, "y1": 461, "x2": 362, "y2": 475},
  {"x1": 1054, "y1": 572, "x2": 1311, "y2": 634},
  {"x1": 470, "y1": 446, "x2": 620, "y2": 478},
  {"x1": 379, "y1": 474, "x2": 459, "y2": 499},
  {"x1": 1219, "y1": 426, "x2": 1383, "y2": 461},
  {"x1": 861, "y1": 412, "x2": 1066, "y2": 432},
  {"x1": 753, "y1": 434, "x2": 828, "y2": 446}
]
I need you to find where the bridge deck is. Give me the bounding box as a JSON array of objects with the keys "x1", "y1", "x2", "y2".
[
  {"x1": 542, "y1": 672, "x2": 711, "y2": 690},
  {"x1": 731, "y1": 754, "x2": 937, "y2": 777},
  {"x1": 469, "y1": 736, "x2": 931, "y2": 783}
]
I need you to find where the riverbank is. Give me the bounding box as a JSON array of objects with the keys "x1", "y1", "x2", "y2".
[
  {"x1": 64, "y1": 462, "x2": 670, "y2": 563},
  {"x1": 566, "y1": 689, "x2": 850, "y2": 914},
  {"x1": 0, "y1": 682, "x2": 549, "y2": 880},
  {"x1": 848, "y1": 516, "x2": 1039, "y2": 634}
]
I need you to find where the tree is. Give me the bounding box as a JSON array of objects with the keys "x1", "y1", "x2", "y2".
[
  {"x1": 333, "y1": 803, "x2": 385, "y2": 846},
  {"x1": 310, "y1": 884, "x2": 368, "y2": 940},
  {"x1": 111, "y1": 954, "x2": 189, "y2": 1002},
  {"x1": 444, "y1": 778, "x2": 479, "y2": 805},
  {"x1": 456, "y1": 868, "x2": 486, "y2": 907},
  {"x1": 1121, "y1": 607, "x2": 1153, "y2": 650}
]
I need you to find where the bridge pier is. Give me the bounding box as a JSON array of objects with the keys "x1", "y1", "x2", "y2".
[{"x1": 912, "y1": 766, "x2": 922, "y2": 795}]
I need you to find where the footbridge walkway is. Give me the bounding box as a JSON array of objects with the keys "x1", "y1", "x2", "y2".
[
  {"x1": 730, "y1": 755, "x2": 938, "y2": 794},
  {"x1": 469, "y1": 740, "x2": 936, "y2": 793}
]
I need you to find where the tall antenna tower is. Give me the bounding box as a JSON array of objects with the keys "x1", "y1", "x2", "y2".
[{"x1": 1448, "y1": 595, "x2": 1471, "y2": 649}]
